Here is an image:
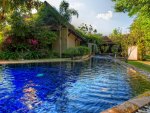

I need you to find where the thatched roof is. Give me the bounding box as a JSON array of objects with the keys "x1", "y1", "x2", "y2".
[
  {"x1": 44, "y1": 1, "x2": 86, "y2": 42},
  {"x1": 101, "y1": 36, "x2": 115, "y2": 45}
]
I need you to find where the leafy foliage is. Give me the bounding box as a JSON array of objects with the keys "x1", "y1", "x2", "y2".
[
  {"x1": 77, "y1": 24, "x2": 103, "y2": 45},
  {"x1": 110, "y1": 28, "x2": 129, "y2": 58},
  {"x1": 112, "y1": 0, "x2": 150, "y2": 17},
  {"x1": 0, "y1": 0, "x2": 42, "y2": 21},
  {"x1": 9, "y1": 11, "x2": 29, "y2": 39},
  {"x1": 78, "y1": 23, "x2": 97, "y2": 34},
  {"x1": 0, "y1": 50, "x2": 58, "y2": 60},
  {"x1": 36, "y1": 2, "x2": 62, "y2": 26},
  {"x1": 112, "y1": 0, "x2": 150, "y2": 60},
  {"x1": 130, "y1": 15, "x2": 150, "y2": 60},
  {"x1": 59, "y1": 0, "x2": 79, "y2": 22},
  {"x1": 0, "y1": 32, "x2": 4, "y2": 45},
  {"x1": 0, "y1": 51, "x2": 20, "y2": 60},
  {"x1": 63, "y1": 46, "x2": 90, "y2": 58},
  {"x1": 0, "y1": 2, "x2": 58, "y2": 60}
]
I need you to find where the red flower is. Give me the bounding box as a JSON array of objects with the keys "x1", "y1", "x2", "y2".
[
  {"x1": 28, "y1": 39, "x2": 38, "y2": 45},
  {"x1": 6, "y1": 37, "x2": 12, "y2": 44}
]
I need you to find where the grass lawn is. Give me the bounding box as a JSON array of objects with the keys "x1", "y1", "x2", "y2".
[{"x1": 128, "y1": 61, "x2": 150, "y2": 73}]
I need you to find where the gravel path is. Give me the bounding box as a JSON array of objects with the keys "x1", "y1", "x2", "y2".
[{"x1": 136, "y1": 104, "x2": 150, "y2": 113}]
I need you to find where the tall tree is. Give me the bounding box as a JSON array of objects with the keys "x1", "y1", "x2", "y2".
[
  {"x1": 130, "y1": 15, "x2": 150, "y2": 60},
  {"x1": 112, "y1": 0, "x2": 150, "y2": 17},
  {"x1": 59, "y1": 0, "x2": 79, "y2": 22},
  {"x1": 110, "y1": 28, "x2": 136, "y2": 61},
  {"x1": 78, "y1": 23, "x2": 97, "y2": 34},
  {"x1": 0, "y1": 0, "x2": 41, "y2": 21},
  {"x1": 112, "y1": 0, "x2": 150, "y2": 60}
]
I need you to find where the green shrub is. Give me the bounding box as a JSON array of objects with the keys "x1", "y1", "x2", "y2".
[
  {"x1": 0, "y1": 50, "x2": 58, "y2": 60},
  {"x1": 23, "y1": 51, "x2": 41, "y2": 60},
  {"x1": 144, "y1": 55, "x2": 150, "y2": 60},
  {"x1": 0, "y1": 51, "x2": 19, "y2": 60},
  {"x1": 24, "y1": 50, "x2": 57, "y2": 59},
  {"x1": 63, "y1": 46, "x2": 90, "y2": 58},
  {"x1": 0, "y1": 32, "x2": 4, "y2": 45}
]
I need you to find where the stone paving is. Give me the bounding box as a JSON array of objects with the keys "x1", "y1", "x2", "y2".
[
  {"x1": 136, "y1": 104, "x2": 150, "y2": 113},
  {"x1": 101, "y1": 92, "x2": 150, "y2": 113}
]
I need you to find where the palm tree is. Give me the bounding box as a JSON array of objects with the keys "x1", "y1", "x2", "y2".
[{"x1": 59, "y1": 0, "x2": 79, "y2": 22}]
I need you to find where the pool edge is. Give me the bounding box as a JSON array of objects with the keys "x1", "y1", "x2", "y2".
[
  {"x1": 101, "y1": 91, "x2": 150, "y2": 113},
  {"x1": 0, "y1": 55, "x2": 91, "y2": 65},
  {"x1": 101, "y1": 58, "x2": 150, "y2": 113}
]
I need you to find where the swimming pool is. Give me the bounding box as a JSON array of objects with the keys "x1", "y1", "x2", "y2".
[{"x1": 0, "y1": 57, "x2": 149, "y2": 113}]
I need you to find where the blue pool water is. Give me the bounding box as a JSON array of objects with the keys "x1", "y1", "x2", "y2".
[{"x1": 0, "y1": 57, "x2": 138, "y2": 113}]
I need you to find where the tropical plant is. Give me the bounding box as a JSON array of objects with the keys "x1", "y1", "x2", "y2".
[
  {"x1": 112, "y1": 0, "x2": 150, "y2": 60},
  {"x1": 63, "y1": 46, "x2": 90, "y2": 58},
  {"x1": 8, "y1": 11, "x2": 29, "y2": 39},
  {"x1": 59, "y1": 0, "x2": 79, "y2": 22},
  {"x1": 101, "y1": 46, "x2": 109, "y2": 53},
  {"x1": 78, "y1": 23, "x2": 97, "y2": 34},
  {"x1": 77, "y1": 24, "x2": 103, "y2": 45},
  {"x1": 110, "y1": 28, "x2": 127, "y2": 59},
  {"x1": 112, "y1": 0, "x2": 150, "y2": 17},
  {"x1": 0, "y1": 0, "x2": 42, "y2": 21},
  {"x1": 129, "y1": 15, "x2": 150, "y2": 60},
  {"x1": 36, "y1": 28, "x2": 57, "y2": 49}
]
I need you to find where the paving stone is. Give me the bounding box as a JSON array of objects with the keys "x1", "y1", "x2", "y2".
[
  {"x1": 101, "y1": 102, "x2": 139, "y2": 113},
  {"x1": 128, "y1": 97, "x2": 150, "y2": 108},
  {"x1": 136, "y1": 103, "x2": 150, "y2": 113}
]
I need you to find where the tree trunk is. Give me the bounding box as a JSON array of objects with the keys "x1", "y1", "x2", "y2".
[
  {"x1": 59, "y1": 25, "x2": 62, "y2": 58},
  {"x1": 0, "y1": 0, "x2": 6, "y2": 20}
]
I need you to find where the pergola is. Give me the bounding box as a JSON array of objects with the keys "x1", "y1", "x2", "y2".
[{"x1": 99, "y1": 36, "x2": 116, "y2": 54}]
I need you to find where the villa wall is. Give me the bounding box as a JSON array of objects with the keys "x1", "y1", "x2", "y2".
[
  {"x1": 52, "y1": 38, "x2": 60, "y2": 52},
  {"x1": 76, "y1": 39, "x2": 80, "y2": 46},
  {"x1": 52, "y1": 27, "x2": 68, "y2": 53},
  {"x1": 67, "y1": 33, "x2": 76, "y2": 48},
  {"x1": 61, "y1": 28, "x2": 68, "y2": 52},
  {"x1": 128, "y1": 46, "x2": 138, "y2": 60},
  {"x1": 67, "y1": 33, "x2": 81, "y2": 48},
  {"x1": 53, "y1": 27, "x2": 81, "y2": 53}
]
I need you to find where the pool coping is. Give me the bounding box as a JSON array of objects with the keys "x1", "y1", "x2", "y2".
[
  {"x1": 0, "y1": 55, "x2": 91, "y2": 65},
  {"x1": 101, "y1": 91, "x2": 150, "y2": 113},
  {"x1": 115, "y1": 59, "x2": 150, "y2": 79},
  {"x1": 101, "y1": 58, "x2": 150, "y2": 113}
]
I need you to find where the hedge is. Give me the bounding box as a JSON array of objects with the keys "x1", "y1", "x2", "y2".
[{"x1": 63, "y1": 46, "x2": 90, "y2": 58}]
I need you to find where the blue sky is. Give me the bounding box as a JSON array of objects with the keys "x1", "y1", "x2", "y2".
[{"x1": 41, "y1": 0, "x2": 134, "y2": 35}]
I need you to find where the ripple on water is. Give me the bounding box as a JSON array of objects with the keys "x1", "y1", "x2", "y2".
[{"x1": 0, "y1": 57, "x2": 149, "y2": 113}]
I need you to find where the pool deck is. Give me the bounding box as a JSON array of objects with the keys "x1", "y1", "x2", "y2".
[
  {"x1": 0, "y1": 58, "x2": 71, "y2": 64},
  {"x1": 0, "y1": 55, "x2": 91, "y2": 65},
  {"x1": 101, "y1": 91, "x2": 150, "y2": 113}
]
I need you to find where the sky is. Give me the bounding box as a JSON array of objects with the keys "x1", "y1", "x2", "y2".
[{"x1": 40, "y1": 0, "x2": 134, "y2": 36}]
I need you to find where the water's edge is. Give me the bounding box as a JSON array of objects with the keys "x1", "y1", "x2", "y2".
[{"x1": 101, "y1": 58, "x2": 150, "y2": 113}]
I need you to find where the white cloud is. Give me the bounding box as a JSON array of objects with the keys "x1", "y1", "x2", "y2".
[{"x1": 96, "y1": 11, "x2": 113, "y2": 20}]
